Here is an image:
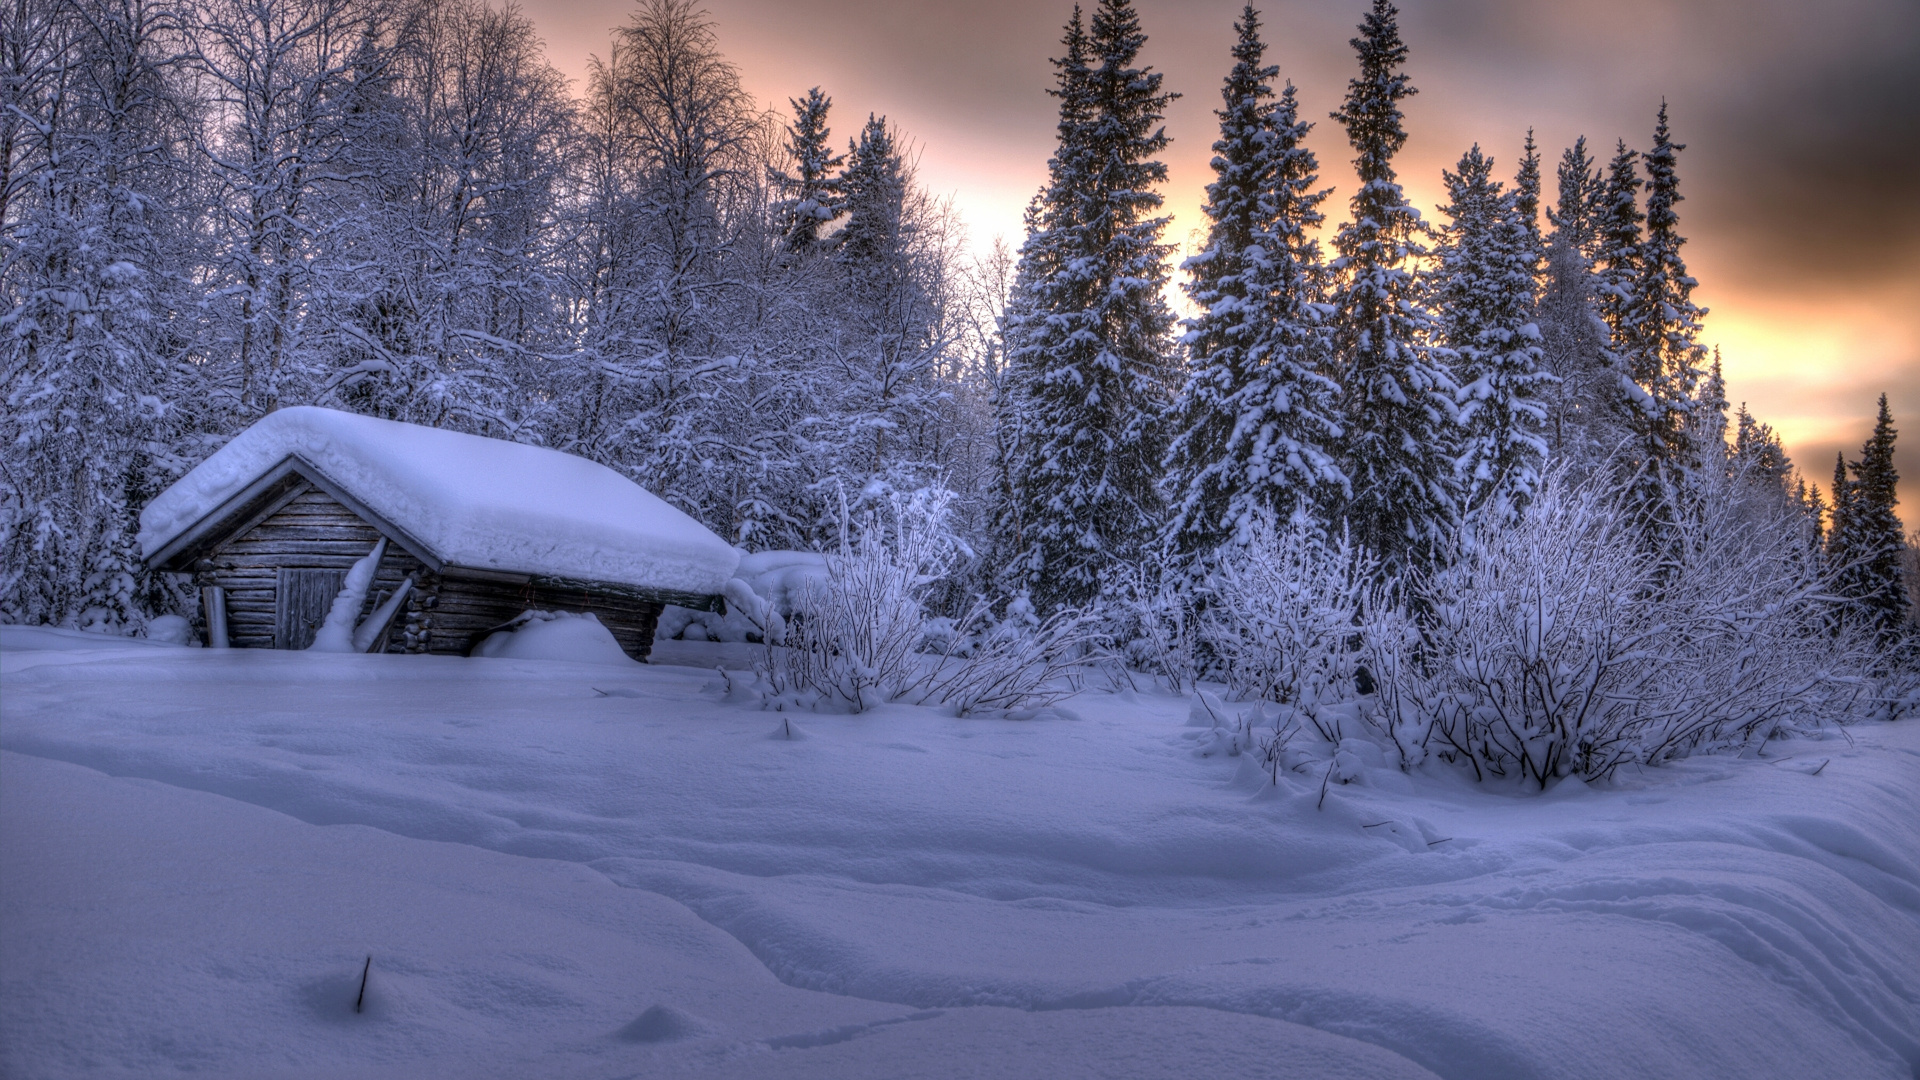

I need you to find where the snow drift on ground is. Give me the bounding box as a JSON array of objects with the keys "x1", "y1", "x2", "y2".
[
  {"x1": 2, "y1": 635, "x2": 1916, "y2": 1079},
  {"x1": 136, "y1": 406, "x2": 740, "y2": 595},
  {"x1": 471, "y1": 611, "x2": 634, "y2": 666}
]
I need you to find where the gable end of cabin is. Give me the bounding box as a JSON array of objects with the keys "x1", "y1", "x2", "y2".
[{"x1": 190, "y1": 485, "x2": 663, "y2": 661}]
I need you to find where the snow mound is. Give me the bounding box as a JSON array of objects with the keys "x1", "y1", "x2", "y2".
[
  {"x1": 618, "y1": 1003, "x2": 715, "y2": 1043},
  {"x1": 472, "y1": 611, "x2": 634, "y2": 666},
  {"x1": 143, "y1": 615, "x2": 195, "y2": 645},
  {"x1": 138, "y1": 406, "x2": 739, "y2": 596}
]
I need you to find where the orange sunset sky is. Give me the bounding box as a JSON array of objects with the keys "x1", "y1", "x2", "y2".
[{"x1": 521, "y1": 0, "x2": 1920, "y2": 523}]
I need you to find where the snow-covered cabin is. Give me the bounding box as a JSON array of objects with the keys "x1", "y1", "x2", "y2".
[{"x1": 139, "y1": 407, "x2": 739, "y2": 660}]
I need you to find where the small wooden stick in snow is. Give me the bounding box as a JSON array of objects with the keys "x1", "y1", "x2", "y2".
[{"x1": 356, "y1": 956, "x2": 371, "y2": 1014}]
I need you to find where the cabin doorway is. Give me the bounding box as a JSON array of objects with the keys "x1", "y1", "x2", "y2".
[{"x1": 276, "y1": 569, "x2": 344, "y2": 649}]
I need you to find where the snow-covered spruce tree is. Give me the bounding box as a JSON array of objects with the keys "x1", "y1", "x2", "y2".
[
  {"x1": 1831, "y1": 396, "x2": 1908, "y2": 646},
  {"x1": 1547, "y1": 136, "x2": 1605, "y2": 259},
  {"x1": 1731, "y1": 404, "x2": 1792, "y2": 491},
  {"x1": 1, "y1": 0, "x2": 200, "y2": 629},
  {"x1": 1829, "y1": 449, "x2": 1857, "y2": 580},
  {"x1": 1693, "y1": 349, "x2": 1730, "y2": 460},
  {"x1": 1619, "y1": 104, "x2": 1708, "y2": 554},
  {"x1": 1536, "y1": 137, "x2": 1630, "y2": 469},
  {"x1": 1512, "y1": 129, "x2": 1544, "y2": 278},
  {"x1": 1432, "y1": 145, "x2": 1551, "y2": 522},
  {"x1": 1163, "y1": 5, "x2": 1340, "y2": 567},
  {"x1": 989, "y1": 197, "x2": 1051, "y2": 582},
  {"x1": 1001, "y1": 0, "x2": 1180, "y2": 611},
  {"x1": 836, "y1": 114, "x2": 907, "y2": 275},
  {"x1": 1326, "y1": 0, "x2": 1455, "y2": 579},
  {"x1": 1592, "y1": 140, "x2": 1643, "y2": 360},
  {"x1": 769, "y1": 87, "x2": 844, "y2": 254}
]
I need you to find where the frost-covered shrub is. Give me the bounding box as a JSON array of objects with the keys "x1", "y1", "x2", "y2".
[
  {"x1": 755, "y1": 490, "x2": 1100, "y2": 716},
  {"x1": 900, "y1": 600, "x2": 1102, "y2": 717},
  {"x1": 759, "y1": 490, "x2": 960, "y2": 712},
  {"x1": 1375, "y1": 469, "x2": 1868, "y2": 786},
  {"x1": 661, "y1": 551, "x2": 832, "y2": 643},
  {"x1": 1102, "y1": 561, "x2": 1200, "y2": 692},
  {"x1": 1200, "y1": 516, "x2": 1378, "y2": 741}
]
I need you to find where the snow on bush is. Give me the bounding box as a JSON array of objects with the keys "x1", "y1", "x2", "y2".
[
  {"x1": 756, "y1": 490, "x2": 1098, "y2": 715},
  {"x1": 1373, "y1": 468, "x2": 1870, "y2": 786},
  {"x1": 901, "y1": 599, "x2": 1101, "y2": 717},
  {"x1": 1102, "y1": 563, "x2": 1201, "y2": 693},
  {"x1": 660, "y1": 551, "x2": 830, "y2": 643},
  {"x1": 1194, "y1": 469, "x2": 1875, "y2": 790},
  {"x1": 757, "y1": 491, "x2": 956, "y2": 711},
  {"x1": 1199, "y1": 516, "x2": 1378, "y2": 742},
  {"x1": 142, "y1": 615, "x2": 196, "y2": 646}
]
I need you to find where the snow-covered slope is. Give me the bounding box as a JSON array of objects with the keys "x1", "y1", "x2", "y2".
[
  {"x1": 3, "y1": 640, "x2": 1916, "y2": 1079},
  {"x1": 137, "y1": 407, "x2": 739, "y2": 595}
]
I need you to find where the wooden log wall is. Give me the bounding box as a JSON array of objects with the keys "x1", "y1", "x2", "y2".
[
  {"x1": 196, "y1": 484, "x2": 662, "y2": 660},
  {"x1": 426, "y1": 578, "x2": 662, "y2": 661},
  {"x1": 196, "y1": 487, "x2": 425, "y2": 652}
]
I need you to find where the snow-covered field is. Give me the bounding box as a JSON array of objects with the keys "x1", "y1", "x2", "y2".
[{"x1": 4, "y1": 628, "x2": 1917, "y2": 1079}]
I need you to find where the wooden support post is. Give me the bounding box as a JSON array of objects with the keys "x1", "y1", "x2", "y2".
[{"x1": 201, "y1": 585, "x2": 230, "y2": 649}]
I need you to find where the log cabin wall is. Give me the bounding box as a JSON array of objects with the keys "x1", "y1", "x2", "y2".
[
  {"x1": 196, "y1": 486, "x2": 425, "y2": 652},
  {"x1": 195, "y1": 484, "x2": 663, "y2": 660},
  {"x1": 425, "y1": 578, "x2": 662, "y2": 661}
]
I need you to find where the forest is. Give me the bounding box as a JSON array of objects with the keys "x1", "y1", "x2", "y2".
[{"x1": 3, "y1": 0, "x2": 1912, "y2": 779}]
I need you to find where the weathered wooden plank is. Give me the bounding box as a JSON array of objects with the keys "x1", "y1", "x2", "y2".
[
  {"x1": 231, "y1": 510, "x2": 383, "y2": 529},
  {"x1": 273, "y1": 500, "x2": 360, "y2": 511},
  {"x1": 229, "y1": 526, "x2": 387, "y2": 545},
  {"x1": 223, "y1": 541, "x2": 404, "y2": 558},
  {"x1": 214, "y1": 566, "x2": 416, "y2": 585},
  {"x1": 275, "y1": 569, "x2": 345, "y2": 649},
  {"x1": 223, "y1": 604, "x2": 278, "y2": 616}
]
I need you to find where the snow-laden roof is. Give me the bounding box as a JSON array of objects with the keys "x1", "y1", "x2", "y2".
[{"x1": 139, "y1": 407, "x2": 739, "y2": 596}]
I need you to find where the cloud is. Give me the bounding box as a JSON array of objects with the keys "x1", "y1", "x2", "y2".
[{"x1": 1696, "y1": 40, "x2": 1920, "y2": 289}]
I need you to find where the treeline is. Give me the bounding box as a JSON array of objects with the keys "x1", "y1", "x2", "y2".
[
  {"x1": 1, "y1": 0, "x2": 1009, "y2": 628},
  {"x1": 991, "y1": 0, "x2": 1908, "y2": 650},
  {"x1": 1, "y1": 0, "x2": 1906, "y2": 655}
]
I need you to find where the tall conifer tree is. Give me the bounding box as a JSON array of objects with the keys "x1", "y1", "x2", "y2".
[
  {"x1": 1626, "y1": 104, "x2": 1707, "y2": 466},
  {"x1": 1731, "y1": 404, "x2": 1791, "y2": 489},
  {"x1": 1327, "y1": 0, "x2": 1455, "y2": 577},
  {"x1": 1832, "y1": 396, "x2": 1908, "y2": 644},
  {"x1": 1619, "y1": 105, "x2": 1707, "y2": 550},
  {"x1": 1512, "y1": 129, "x2": 1544, "y2": 278},
  {"x1": 1164, "y1": 5, "x2": 1339, "y2": 563},
  {"x1": 1434, "y1": 145, "x2": 1551, "y2": 520},
  {"x1": 1002, "y1": 0, "x2": 1180, "y2": 609},
  {"x1": 835, "y1": 114, "x2": 907, "y2": 280},
  {"x1": 770, "y1": 88, "x2": 844, "y2": 252},
  {"x1": 1694, "y1": 348, "x2": 1729, "y2": 462},
  {"x1": 1537, "y1": 136, "x2": 1626, "y2": 466},
  {"x1": 1548, "y1": 137, "x2": 1604, "y2": 257},
  {"x1": 1593, "y1": 140, "x2": 1643, "y2": 353}
]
